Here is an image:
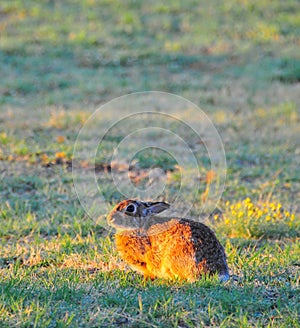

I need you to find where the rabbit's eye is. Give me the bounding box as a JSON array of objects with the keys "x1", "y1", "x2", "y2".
[{"x1": 126, "y1": 204, "x2": 136, "y2": 213}]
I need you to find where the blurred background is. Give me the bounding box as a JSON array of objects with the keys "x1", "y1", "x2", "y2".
[
  {"x1": 1, "y1": 0, "x2": 299, "y2": 107},
  {"x1": 1, "y1": 0, "x2": 299, "y2": 205},
  {"x1": 1, "y1": 1, "x2": 300, "y2": 326}
]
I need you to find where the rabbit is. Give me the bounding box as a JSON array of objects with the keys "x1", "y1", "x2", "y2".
[{"x1": 107, "y1": 199, "x2": 229, "y2": 282}]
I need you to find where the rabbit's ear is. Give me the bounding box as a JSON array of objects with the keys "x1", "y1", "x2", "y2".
[{"x1": 142, "y1": 202, "x2": 170, "y2": 215}]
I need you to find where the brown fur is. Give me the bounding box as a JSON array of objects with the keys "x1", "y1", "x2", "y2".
[{"x1": 107, "y1": 200, "x2": 229, "y2": 282}]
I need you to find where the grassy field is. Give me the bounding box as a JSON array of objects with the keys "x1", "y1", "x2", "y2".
[{"x1": 1, "y1": 0, "x2": 300, "y2": 327}]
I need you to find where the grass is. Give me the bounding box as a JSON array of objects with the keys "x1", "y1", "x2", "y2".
[
  {"x1": 214, "y1": 198, "x2": 300, "y2": 239},
  {"x1": 0, "y1": 0, "x2": 300, "y2": 327}
]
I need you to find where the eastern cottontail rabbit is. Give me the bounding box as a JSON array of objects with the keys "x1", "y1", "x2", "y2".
[{"x1": 107, "y1": 200, "x2": 229, "y2": 282}]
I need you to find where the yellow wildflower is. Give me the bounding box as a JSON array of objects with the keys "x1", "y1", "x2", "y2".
[
  {"x1": 256, "y1": 210, "x2": 263, "y2": 218},
  {"x1": 265, "y1": 216, "x2": 272, "y2": 222},
  {"x1": 55, "y1": 152, "x2": 66, "y2": 159},
  {"x1": 246, "y1": 202, "x2": 254, "y2": 210},
  {"x1": 235, "y1": 203, "x2": 242, "y2": 210},
  {"x1": 244, "y1": 198, "x2": 251, "y2": 204}
]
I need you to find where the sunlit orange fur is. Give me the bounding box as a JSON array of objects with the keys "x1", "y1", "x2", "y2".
[{"x1": 107, "y1": 200, "x2": 229, "y2": 282}]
